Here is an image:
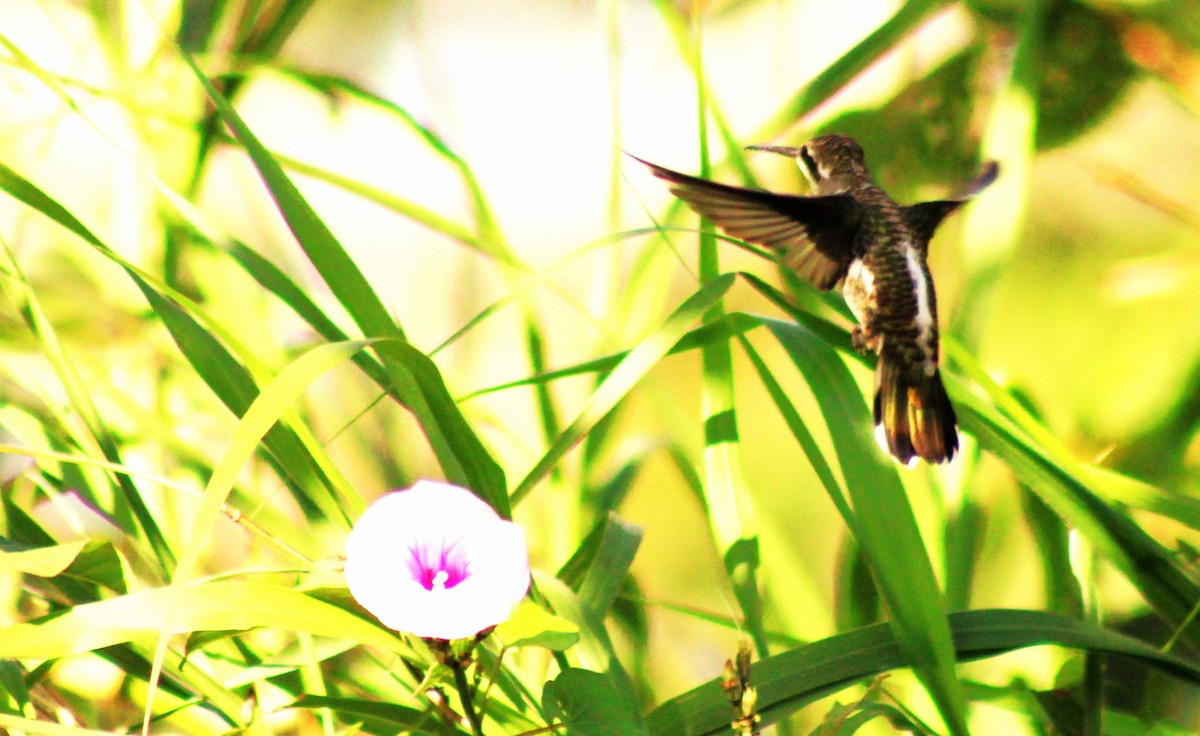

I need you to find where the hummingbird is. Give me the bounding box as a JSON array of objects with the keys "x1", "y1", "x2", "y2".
[{"x1": 630, "y1": 135, "x2": 997, "y2": 465}]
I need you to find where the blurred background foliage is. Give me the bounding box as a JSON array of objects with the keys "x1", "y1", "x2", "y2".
[{"x1": 1, "y1": 0, "x2": 1200, "y2": 733}]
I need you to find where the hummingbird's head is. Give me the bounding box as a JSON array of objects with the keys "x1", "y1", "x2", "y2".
[{"x1": 747, "y1": 134, "x2": 868, "y2": 195}]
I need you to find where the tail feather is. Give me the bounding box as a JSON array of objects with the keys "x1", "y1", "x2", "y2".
[{"x1": 873, "y1": 357, "x2": 958, "y2": 465}]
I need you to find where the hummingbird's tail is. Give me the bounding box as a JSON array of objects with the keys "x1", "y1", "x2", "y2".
[{"x1": 873, "y1": 356, "x2": 958, "y2": 465}]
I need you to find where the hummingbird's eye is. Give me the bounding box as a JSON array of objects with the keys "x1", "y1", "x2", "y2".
[{"x1": 799, "y1": 147, "x2": 821, "y2": 181}]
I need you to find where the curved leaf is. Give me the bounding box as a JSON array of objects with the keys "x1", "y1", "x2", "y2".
[
  {"x1": 761, "y1": 315, "x2": 968, "y2": 733},
  {"x1": 545, "y1": 668, "x2": 648, "y2": 736},
  {"x1": 291, "y1": 694, "x2": 463, "y2": 736},
  {"x1": 175, "y1": 42, "x2": 508, "y2": 513},
  {"x1": 0, "y1": 581, "x2": 413, "y2": 661},
  {"x1": 647, "y1": 608, "x2": 1200, "y2": 735},
  {"x1": 511, "y1": 274, "x2": 736, "y2": 504}
]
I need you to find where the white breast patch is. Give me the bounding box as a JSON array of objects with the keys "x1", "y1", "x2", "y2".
[
  {"x1": 843, "y1": 258, "x2": 875, "y2": 325},
  {"x1": 902, "y1": 241, "x2": 937, "y2": 376}
]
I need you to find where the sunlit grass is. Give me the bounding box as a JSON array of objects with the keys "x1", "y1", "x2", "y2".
[{"x1": 0, "y1": 1, "x2": 1199, "y2": 735}]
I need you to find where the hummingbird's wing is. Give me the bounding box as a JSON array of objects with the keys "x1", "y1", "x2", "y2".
[
  {"x1": 904, "y1": 161, "x2": 999, "y2": 250},
  {"x1": 631, "y1": 155, "x2": 861, "y2": 290}
]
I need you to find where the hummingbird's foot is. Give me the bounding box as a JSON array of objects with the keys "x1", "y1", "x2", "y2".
[{"x1": 851, "y1": 326, "x2": 870, "y2": 354}]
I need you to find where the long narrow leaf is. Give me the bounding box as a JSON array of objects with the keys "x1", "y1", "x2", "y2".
[
  {"x1": 687, "y1": 18, "x2": 770, "y2": 660},
  {"x1": 223, "y1": 240, "x2": 510, "y2": 513},
  {"x1": 463, "y1": 313, "x2": 759, "y2": 400},
  {"x1": 171, "y1": 340, "x2": 377, "y2": 588},
  {"x1": 763, "y1": 316, "x2": 968, "y2": 734},
  {"x1": 142, "y1": 340, "x2": 382, "y2": 727},
  {"x1": 0, "y1": 161, "x2": 349, "y2": 527},
  {"x1": 224, "y1": 240, "x2": 389, "y2": 387},
  {"x1": 751, "y1": 0, "x2": 952, "y2": 140},
  {"x1": 744, "y1": 265, "x2": 1200, "y2": 657},
  {"x1": 134, "y1": 277, "x2": 349, "y2": 522},
  {"x1": 291, "y1": 695, "x2": 462, "y2": 736},
  {"x1": 177, "y1": 57, "x2": 403, "y2": 345},
  {"x1": 568, "y1": 513, "x2": 644, "y2": 621},
  {"x1": 536, "y1": 573, "x2": 643, "y2": 727},
  {"x1": 0, "y1": 168, "x2": 174, "y2": 570},
  {"x1": 647, "y1": 608, "x2": 1200, "y2": 735},
  {"x1": 511, "y1": 274, "x2": 735, "y2": 504},
  {"x1": 174, "y1": 44, "x2": 507, "y2": 511},
  {"x1": 951, "y1": 381, "x2": 1200, "y2": 650},
  {"x1": 0, "y1": 581, "x2": 412, "y2": 660},
  {"x1": 282, "y1": 68, "x2": 515, "y2": 264},
  {"x1": 737, "y1": 334, "x2": 851, "y2": 525}
]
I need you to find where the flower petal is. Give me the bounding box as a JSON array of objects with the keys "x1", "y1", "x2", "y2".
[{"x1": 344, "y1": 480, "x2": 530, "y2": 640}]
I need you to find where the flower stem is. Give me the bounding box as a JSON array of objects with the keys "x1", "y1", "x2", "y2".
[{"x1": 449, "y1": 657, "x2": 485, "y2": 736}]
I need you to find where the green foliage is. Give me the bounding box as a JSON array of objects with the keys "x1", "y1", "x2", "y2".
[
  {"x1": 544, "y1": 668, "x2": 648, "y2": 736},
  {"x1": 646, "y1": 609, "x2": 1200, "y2": 735},
  {"x1": 0, "y1": 0, "x2": 1198, "y2": 734}
]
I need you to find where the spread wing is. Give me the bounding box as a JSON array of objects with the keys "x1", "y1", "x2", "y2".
[
  {"x1": 631, "y1": 154, "x2": 861, "y2": 290},
  {"x1": 904, "y1": 161, "x2": 999, "y2": 251}
]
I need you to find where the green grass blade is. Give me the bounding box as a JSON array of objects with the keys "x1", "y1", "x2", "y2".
[
  {"x1": 959, "y1": 0, "x2": 1043, "y2": 279},
  {"x1": 750, "y1": 0, "x2": 952, "y2": 141},
  {"x1": 169, "y1": 44, "x2": 509, "y2": 510},
  {"x1": 741, "y1": 272, "x2": 855, "y2": 353},
  {"x1": 373, "y1": 339, "x2": 510, "y2": 515},
  {"x1": 686, "y1": 16, "x2": 770, "y2": 661},
  {"x1": 0, "y1": 714, "x2": 138, "y2": 736},
  {"x1": 646, "y1": 608, "x2": 1200, "y2": 735},
  {"x1": 272, "y1": 72, "x2": 567, "y2": 473},
  {"x1": 132, "y1": 277, "x2": 349, "y2": 523},
  {"x1": 1020, "y1": 487, "x2": 1084, "y2": 617},
  {"x1": 524, "y1": 312, "x2": 565, "y2": 464},
  {"x1": 511, "y1": 274, "x2": 736, "y2": 505},
  {"x1": 946, "y1": 339, "x2": 1200, "y2": 530},
  {"x1": 268, "y1": 149, "x2": 493, "y2": 260},
  {"x1": 744, "y1": 263, "x2": 1200, "y2": 660},
  {"x1": 237, "y1": 73, "x2": 563, "y2": 476},
  {"x1": 170, "y1": 339, "x2": 377, "y2": 587},
  {"x1": 950, "y1": 379, "x2": 1200, "y2": 650},
  {"x1": 142, "y1": 339, "x2": 384, "y2": 730},
  {"x1": 0, "y1": 162, "x2": 105, "y2": 248},
  {"x1": 0, "y1": 539, "x2": 98, "y2": 579},
  {"x1": 175, "y1": 49, "x2": 403, "y2": 344},
  {"x1": 0, "y1": 175, "x2": 174, "y2": 572},
  {"x1": 282, "y1": 69, "x2": 514, "y2": 263},
  {"x1": 649, "y1": 0, "x2": 756, "y2": 185},
  {"x1": 737, "y1": 333, "x2": 852, "y2": 524},
  {"x1": 223, "y1": 240, "x2": 390, "y2": 386},
  {"x1": 560, "y1": 513, "x2": 644, "y2": 621},
  {"x1": 220, "y1": 238, "x2": 510, "y2": 514},
  {"x1": 1080, "y1": 464, "x2": 1200, "y2": 530},
  {"x1": 536, "y1": 572, "x2": 643, "y2": 727},
  {"x1": 462, "y1": 313, "x2": 759, "y2": 400},
  {"x1": 0, "y1": 158, "x2": 359, "y2": 533},
  {"x1": 290, "y1": 695, "x2": 462, "y2": 736},
  {"x1": 0, "y1": 580, "x2": 413, "y2": 660},
  {"x1": 761, "y1": 315, "x2": 968, "y2": 735}
]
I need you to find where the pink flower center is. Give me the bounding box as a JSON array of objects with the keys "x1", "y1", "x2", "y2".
[{"x1": 406, "y1": 540, "x2": 469, "y2": 591}]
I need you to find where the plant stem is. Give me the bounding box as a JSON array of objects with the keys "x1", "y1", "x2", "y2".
[{"x1": 449, "y1": 657, "x2": 485, "y2": 736}]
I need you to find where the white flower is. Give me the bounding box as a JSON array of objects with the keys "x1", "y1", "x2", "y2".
[{"x1": 344, "y1": 480, "x2": 530, "y2": 641}]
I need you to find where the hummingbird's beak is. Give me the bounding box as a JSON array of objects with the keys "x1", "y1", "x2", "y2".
[{"x1": 746, "y1": 145, "x2": 804, "y2": 158}]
